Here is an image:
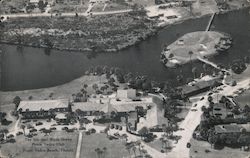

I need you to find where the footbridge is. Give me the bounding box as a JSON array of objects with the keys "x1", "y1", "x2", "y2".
[
  {"x1": 206, "y1": 13, "x2": 216, "y2": 32},
  {"x1": 197, "y1": 56, "x2": 230, "y2": 73}
]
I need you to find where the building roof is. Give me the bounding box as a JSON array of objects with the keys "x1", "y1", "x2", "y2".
[
  {"x1": 72, "y1": 102, "x2": 109, "y2": 113},
  {"x1": 55, "y1": 113, "x2": 67, "y2": 119},
  {"x1": 72, "y1": 98, "x2": 154, "y2": 113},
  {"x1": 215, "y1": 124, "x2": 250, "y2": 134},
  {"x1": 116, "y1": 89, "x2": 136, "y2": 99},
  {"x1": 17, "y1": 99, "x2": 68, "y2": 112},
  {"x1": 30, "y1": 0, "x2": 39, "y2": 3},
  {"x1": 179, "y1": 78, "x2": 222, "y2": 95}
]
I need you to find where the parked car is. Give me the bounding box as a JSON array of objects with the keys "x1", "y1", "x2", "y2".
[
  {"x1": 50, "y1": 127, "x2": 56, "y2": 130},
  {"x1": 30, "y1": 129, "x2": 37, "y2": 133},
  {"x1": 7, "y1": 134, "x2": 14, "y2": 139},
  {"x1": 208, "y1": 92, "x2": 213, "y2": 95},
  {"x1": 35, "y1": 122, "x2": 43, "y2": 126},
  {"x1": 79, "y1": 127, "x2": 86, "y2": 130},
  {"x1": 16, "y1": 131, "x2": 23, "y2": 136},
  {"x1": 62, "y1": 127, "x2": 68, "y2": 131},
  {"x1": 66, "y1": 129, "x2": 74, "y2": 133}
]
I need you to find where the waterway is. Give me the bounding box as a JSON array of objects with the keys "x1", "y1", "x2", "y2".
[{"x1": 1, "y1": 8, "x2": 250, "y2": 91}]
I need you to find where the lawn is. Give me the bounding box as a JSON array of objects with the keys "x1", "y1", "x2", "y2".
[
  {"x1": 190, "y1": 138, "x2": 250, "y2": 158},
  {"x1": 0, "y1": 75, "x2": 108, "y2": 106},
  {"x1": 232, "y1": 65, "x2": 250, "y2": 82},
  {"x1": 0, "y1": 131, "x2": 79, "y2": 158},
  {"x1": 80, "y1": 133, "x2": 131, "y2": 158},
  {"x1": 146, "y1": 139, "x2": 163, "y2": 152},
  {"x1": 234, "y1": 89, "x2": 250, "y2": 108}
]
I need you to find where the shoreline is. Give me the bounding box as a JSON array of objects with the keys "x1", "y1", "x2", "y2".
[
  {"x1": 160, "y1": 31, "x2": 232, "y2": 68},
  {"x1": 1, "y1": 7, "x2": 249, "y2": 54},
  {"x1": 0, "y1": 28, "x2": 159, "y2": 53}
]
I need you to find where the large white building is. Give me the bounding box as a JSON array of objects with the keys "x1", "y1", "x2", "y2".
[{"x1": 17, "y1": 99, "x2": 70, "y2": 119}]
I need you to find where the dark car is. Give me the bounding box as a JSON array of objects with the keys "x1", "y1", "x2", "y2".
[
  {"x1": 186, "y1": 142, "x2": 191, "y2": 148},
  {"x1": 50, "y1": 127, "x2": 57, "y2": 130},
  {"x1": 16, "y1": 131, "x2": 23, "y2": 136},
  {"x1": 7, "y1": 134, "x2": 14, "y2": 139},
  {"x1": 62, "y1": 127, "x2": 68, "y2": 131},
  {"x1": 35, "y1": 122, "x2": 43, "y2": 126},
  {"x1": 30, "y1": 129, "x2": 37, "y2": 133},
  {"x1": 39, "y1": 128, "x2": 46, "y2": 131}
]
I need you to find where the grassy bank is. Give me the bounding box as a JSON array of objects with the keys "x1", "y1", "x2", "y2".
[
  {"x1": 0, "y1": 13, "x2": 158, "y2": 52},
  {"x1": 0, "y1": 75, "x2": 107, "y2": 106}
]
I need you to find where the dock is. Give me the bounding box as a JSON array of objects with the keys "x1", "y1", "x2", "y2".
[
  {"x1": 205, "y1": 13, "x2": 216, "y2": 32},
  {"x1": 197, "y1": 56, "x2": 230, "y2": 73}
]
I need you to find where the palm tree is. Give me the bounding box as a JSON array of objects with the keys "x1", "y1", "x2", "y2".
[
  {"x1": 188, "y1": 51, "x2": 193, "y2": 64},
  {"x1": 72, "y1": 94, "x2": 76, "y2": 101},
  {"x1": 102, "y1": 147, "x2": 107, "y2": 158},
  {"x1": 160, "y1": 137, "x2": 165, "y2": 149},
  {"x1": 80, "y1": 89, "x2": 87, "y2": 101},
  {"x1": 202, "y1": 63, "x2": 208, "y2": 74},
  {"x1": 125, "y1": 143, "x2": 132, "y2": 157},
  {"x1": 83, "y1": 84, "x2": 88, "y2": 89},
  {"x1": 192, "y1": 67, "x2": 197, "y2": 79},
  {"x1": 13, "y1": 96, "x2": 21, "y2": 109},
  {"x1": 20, "y1": 125, "x2": 25, "y2": 136},
  {"x1": 94, "y1": 148, "x2": 101, "y2": 158},
  {"x1": 132, "y1": 146, "x2": 137, "y2": 157},
  {"x1": 136, "y1": 141, "x2": 142, "y2": 156},
  {"x1": 92, "y1": 84, "x2": 98, "y2": 93}
]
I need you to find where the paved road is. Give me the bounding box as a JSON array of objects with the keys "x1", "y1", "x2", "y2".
[
  {"x1": 165, "y1": 78, "x2": 250, "y2": 158},
  {"x1": 1, "y1": 9, "x2": 132, "y2": 18},
  {"x1": 75, "y1": 131, "x2": 83, "y2": 158}
]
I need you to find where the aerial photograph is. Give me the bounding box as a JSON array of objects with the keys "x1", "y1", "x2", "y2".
[{"x1": 0, "y1": 0, "x2": 250, "y2": 158}]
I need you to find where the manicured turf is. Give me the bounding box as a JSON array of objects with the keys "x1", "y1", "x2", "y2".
[
  {"x1": 190, "y1": 138, "x2": 250, "y2": 158},
  {"x1": 80, "y1": 133, "x2": 131, "y2": 158}
]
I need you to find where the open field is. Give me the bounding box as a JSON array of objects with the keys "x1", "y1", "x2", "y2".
[
  {"x1": 0, "y1": 132, "x2": 78, "y2": 158},
  {"x1": 234, "y1": 89, "x2": 250, "y2": 106},
  {"x1": 147, "y1": 139, "x2": 163, "y2": 152},
  {"x1": 190, "y1": 138, "x2": 250, "y2": 158},
  {"x1": 80, "y1": 133, "x2": 131, "y2": 158}
]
